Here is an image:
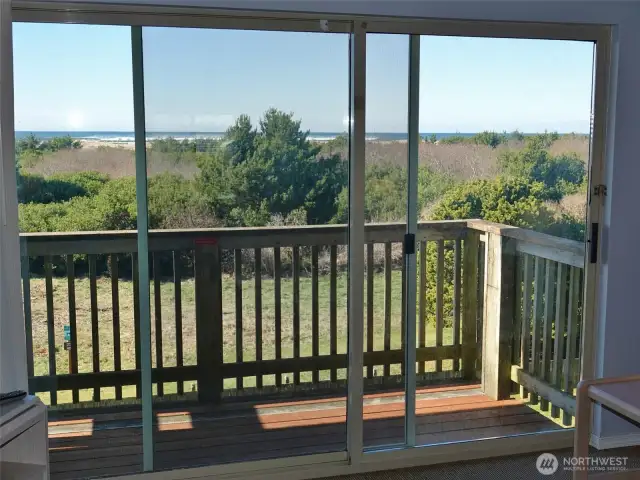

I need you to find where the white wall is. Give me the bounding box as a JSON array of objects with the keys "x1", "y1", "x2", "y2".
[
  {"x1": 7, "y1": 0, "x2": 640, "y2": 443},
  {"x1": 591, "y1": 17, "x2": 640, "y2": 444}
]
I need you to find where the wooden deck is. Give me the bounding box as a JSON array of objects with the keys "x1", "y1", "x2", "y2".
[{"x1": 47, "y1": 385, "x2": 564, "y2": 479}]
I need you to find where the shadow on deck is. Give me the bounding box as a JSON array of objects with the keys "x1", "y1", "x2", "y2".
[{"x1": 47, "y1": 384, "x2": 564, "y2": 479}]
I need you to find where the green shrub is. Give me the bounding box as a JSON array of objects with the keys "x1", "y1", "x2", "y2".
[
  {"x1": 49, "y1": 172, "x2": 110, "y2": 196},
  {"x1": 148, "y1": 173, "x2": 218, "y2": 228},
  {"x1": 363, "y1": 164, "x2": 408, "y2": 222},
  {"x1": 19, "y1": 177, "x2": 137, "y2": 233},
  {"x1": 46, "y1": 135, "x2": 82, "y2": 151},
  {"x1": 332, "y1": 165, "x2": 456, "y2": 224},
  {"x1": 333, "y1": 164, "x2": 406, "y2": 223},
  {"x1": 507, "y1": 130, "x2": 525, "y2": 142},
  {"x1": 430, "y1": 177, "x2": 556, "y2": 231},
  {"x1": 149, "y1": 136, "x2": 220, "y2": 156},
  {"x1": 470, "y1": 131, "x2": 505, "y2": 148},
  {"x1": 15, "y1": 133, "x2": 42, "y2": 156},
  {"x1": 197, "y1": 109, "x2": 347, "y2": 227},
  {"x1": 418, "y1": 167, "x2": 456, "y2": 208},
  {"x1": 498, "y1": 134, "x2": 585, "y2": 200},
  {"x1": 17, "y1": 173, "x2": 86, "y2": 204},
  {"x1": 89, "y1": 178, "x2": 137, "y2": 231},
  {"x1": 19, "y1": 202, "x2": 72, "y2": 232},
  {"x1": 439, "y1": 135, "x2": 468, "y2": 145},
  {"x1": 16, "y1": 134, "x2": 82, "y2": 157},
  {"x1": 421, "y1": 176, "x2": 573, "y2": 325},
  {"x1": 17, "y1": 171, "x2": 110, "y2": 205}
]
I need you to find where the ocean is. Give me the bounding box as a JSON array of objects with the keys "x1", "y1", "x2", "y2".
[{"x1": 15, "y1": 131, "x2": 479, "y2": 143}]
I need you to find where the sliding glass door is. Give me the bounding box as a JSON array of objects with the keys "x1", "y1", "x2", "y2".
[
  {"x1": 409, "y1": 34, "x2": 597, "y2": 448},
  {"x1": 13, "y1": 22, "x2": 145, "y2": 477},
  {"x1": 358, "y1": 25, "x2": 603, "y2": 454},
  {"x1": 12, "y1": 8, "x2": 609, "y2": 477},
  {"x1": 138, "y1": 24, "x2": 352, "y2": 470},
  {"x1": 361, "y1": 32, "x2": 410, "y2": 449}
]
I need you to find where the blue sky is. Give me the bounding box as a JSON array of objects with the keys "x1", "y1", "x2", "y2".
[{"x1": 13, "y1": 23, "x2": 594, "y2": 133}]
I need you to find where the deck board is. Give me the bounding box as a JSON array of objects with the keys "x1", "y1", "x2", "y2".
[{"x1": 47, "y1": 385, "x2": 563, "y2": 479}]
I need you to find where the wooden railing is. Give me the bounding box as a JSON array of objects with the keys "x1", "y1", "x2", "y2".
[
  {"x1": 21, "y1": 221, "x2": 477, "y2": 405},
  {"x1": 469, "y1": 220, "x2": 585, "y2": 423},
  {"x1": 20, "y1": 219, "x2": 585, "y2": 418}
]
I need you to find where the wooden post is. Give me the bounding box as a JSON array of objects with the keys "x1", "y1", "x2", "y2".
[
  {"x1": 194, "y1": 243, "x2": 223, "y2": 403},
  {"x1": 462, "y1": 231, "x2": 480, "y2": 380},
  {"x1": 482, "y1": 231, "x2": 516, "y2": 400}
]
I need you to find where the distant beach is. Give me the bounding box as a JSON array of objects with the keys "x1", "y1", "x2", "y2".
[{"x1": 15, "y1": 131, "x2": 482, "y2": 151}]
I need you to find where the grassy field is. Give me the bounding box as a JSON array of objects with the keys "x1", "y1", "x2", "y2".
[{"x1": 30, "y1": 270, "x2": 455, "y2": 405}]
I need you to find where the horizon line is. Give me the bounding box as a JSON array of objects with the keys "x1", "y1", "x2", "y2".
[{"x1": 15, "y1": 130, "x2": 590, "y2": 135}]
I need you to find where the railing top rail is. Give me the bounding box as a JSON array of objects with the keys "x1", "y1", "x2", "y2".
[
  {"x1": 467, "y1": 219, "x2": 585, "y2": 268},
  {"x1": 20, "y1": 219, "x2": 585, "y2": 267},
  {"x1": 20, "y1": 220, "x2": 468, "y2": 256}
]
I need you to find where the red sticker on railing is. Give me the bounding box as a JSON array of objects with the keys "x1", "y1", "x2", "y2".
[{"x1": 195, "y1": 238, "x2": 218, "y2": 245}]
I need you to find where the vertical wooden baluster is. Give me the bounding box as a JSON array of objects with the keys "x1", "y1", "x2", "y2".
[
  {"x1": 563, "y1": 266, "x2": 580, "y2": 426},
  {"x1": 234, "y1": 249, "x2": 243, "y2": 390},
  {"x1": 274, "y1": 247, "x2": 282, "y2": 387},
  {"x1": 173, "y1": 252, "x2": 183, "y2": 396},
  {"x1": 293, "y1": 246, "x2": 301, "y2": 385},
  {"x1": 513, "y1": 256, "x2": 523, "y2": 368},
  {"x1": 530, "y1": 257, "x2": 544, "y2": 405},
  {"x1": 366, "y1": 243, "x2": 374, "y2": 378},
  {"x1": 540, "y1": 260, "x2": 556, "y2": 412},
  {"x1": 435, "y1": 240, "x2": 445, "y2": 373},
  {"x1": 255, "y1": 248, "x2": 263, "y2": 389},
  {"x1": 462, "y1": 233, "x2": 479, "y2": 381},
  {"x1": 551, "y1": 263, "x2": 567, "y2": 419},
  {"x1": 153, "y1": 253, "x2": 163, "y2": 397},
  {"x1": 453, "y1": 239, "x2": 462, "y2": 372},
  {"x1": 111, "y1": 254, "x2": 122, "y2": 401},
  {"x1": 66, "y1": 255, "x2": 78, "y2": 403},
  {"x1": 21, "y1": 252, "x2": 34, "y2": 387},
  {"x1": 418, "y1": 241, "x2": 427, "y2": 375},
  {"x1": 88, "y1": 254, "x2": 100, "y2": 402},
  {"x1": 132, "y1": 253, "x2": 141, "y2": 398},
  {"x1": 401, "y1": 240, "x2": 407, "y2": 377},
  {"x1": 44, "y1": 256, "x2": 57, "y2": 406},
  {"x1": 311, "y1": 246, "x2": 319, "y2": 384},
  {"x1": 476, "y1": 242, "x2": 485, "y2": 369},
  {"x1": 330, "y1": 245, "x2": 337, "y2": 383},
  {"x1": 383, "y1": 242, "x2": 392, "y2": 377},
  {"x1": 520, "y1": 254, "x2": 533, "y2": 400}
]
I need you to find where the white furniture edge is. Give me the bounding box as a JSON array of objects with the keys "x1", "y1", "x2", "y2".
[{"x1": 590, "y1": 433, "x2": 640, "y2": 450}]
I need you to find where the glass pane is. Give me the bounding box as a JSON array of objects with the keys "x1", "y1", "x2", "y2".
[
  {"x1": 363, "y1": 33, "x2": 409, "y2": 449},
  {"x1": 141, "y1": 26, "x2": 349, "y2": 469},
  {"x1": 13, "y1": 23, "x2": 141, "y2": 477},
  {"x1": 416, "y1": 35, "x2": 594, "y2": 445}
]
